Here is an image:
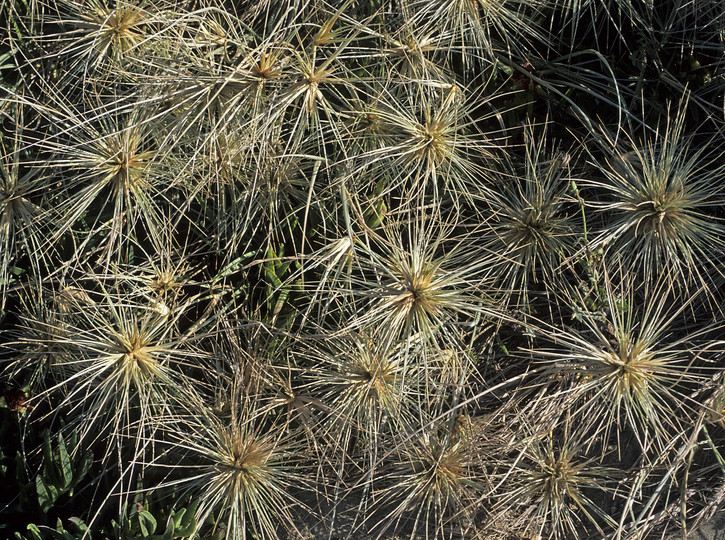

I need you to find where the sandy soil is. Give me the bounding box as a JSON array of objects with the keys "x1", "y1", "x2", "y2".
[{"x1": 673, "y1": 512, "x2": 725, "y2": 540}]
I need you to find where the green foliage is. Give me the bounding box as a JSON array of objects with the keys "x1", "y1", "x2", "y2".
[
  {"x1": 35, "y1": 432, "x2": 93, "y2": 513},
  {"x1": 113, "y1": 500, "x2": 202, "y2": 539},
  {"x1": 15, "y1": 517, "x2": 90, "y2": 540}
]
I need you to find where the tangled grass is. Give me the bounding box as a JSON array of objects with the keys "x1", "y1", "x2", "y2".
[{"x1": 1, "y1": 0, "x2": 725, "y2": 539}]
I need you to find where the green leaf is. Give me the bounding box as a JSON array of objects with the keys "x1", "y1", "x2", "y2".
[
  {"x1": 161, "y1": 514, "x2": 176, "y2": 540},
  {"x1": 42, "y1": 434, "x2": 59, "y2": 487},
  {"x1": 138, "y1": 509, "x2": 157, "y2": 536},
  {"x1": 57, "y1": 434, "x2": 73, "y2": 489},
  {"x1": 172, "y1": 508, "x2": 187, "y2": 529},
  {"x1": 36, "y1": 474, "x2": 59, "y2": 512},
  {"x1": 47, "y1": 518, "x2": 72, "y2": 540},
  {"x1": 23, "y1": 524, "x2": 43, "y2": 540},
  {"x1": 171, "y1": 501, "x2": 198, "y2": 537},
  {"x1": 67, "y1": 518, "x2": 89, "y2": 534},
  {"x1": 212, "y1": 252, "x2": 256, "y2": 285}
]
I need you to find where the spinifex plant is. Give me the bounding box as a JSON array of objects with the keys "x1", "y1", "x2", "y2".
[
  {"x1": 303, "y1": 332, "x2": 412, "y2": 456},
  {"x1": 0, "y1": 110, "x2": 52, "y2": 313},
  {"x1": 47, "y1": 0, "x2": 155, "y2": 78},
  {"x1": 1, "y1": 0, "x2": 724, "y2": 539},
  {"x1": 345, "y1": 214, "x2": 504, "y2": 369},
  {"x1": 155, "y1": 383, "x2": 307, "y2": 540},
  {"x1": 585, "y1": 100, "x2": 725, "y2": 303},
  {"x1": 372, "y1": 425, "x2": 486, "y2": 539},
  {"x1": 11, "y1": 276, "x2": 193, "y2": 458},
  {"x1": 345, "y1": 79, "x2": 502, "y2": 213},
  {"x1": 496, "y1": 423, "x2": 617, "y2": 540},
  {"x1": 483, "y1": 121, "x2": 579, "y2": 310},
  {"x1": 405, "y1": 0, "x2": 549, "y2": 68},
  {"x1": 529, "y1": 272, "x2": 708, "y2": 454}
]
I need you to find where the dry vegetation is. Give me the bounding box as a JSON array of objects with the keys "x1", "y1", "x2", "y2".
[{"x1": 1, "y1": 0, "x2": 725, "y2": 538}]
